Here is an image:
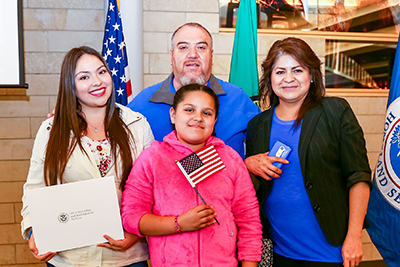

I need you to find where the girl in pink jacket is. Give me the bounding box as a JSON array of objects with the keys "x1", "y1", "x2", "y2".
[{"x1": 121, "y1": 84, "x2": 262, "y2": 266}]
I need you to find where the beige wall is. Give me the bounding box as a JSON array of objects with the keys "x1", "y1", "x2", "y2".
[
  {"x1": 0, "y1": 0, "x2": 386, "y2": 265},
  {"x1": 344, "y1": 96, "x2": 386, "y2": 261}
]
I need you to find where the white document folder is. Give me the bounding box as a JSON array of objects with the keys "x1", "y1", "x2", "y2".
[{"x1": 27, "y1": 176, "x2": 124, "y2": 255}]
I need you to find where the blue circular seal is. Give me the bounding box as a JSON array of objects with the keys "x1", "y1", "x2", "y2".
[{"x1": 376, "y1": 97, "x2": 400, "y2": 210}]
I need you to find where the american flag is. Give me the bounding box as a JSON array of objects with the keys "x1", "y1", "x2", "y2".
[
  {"x1": 102, "y1": 0, "x2": 132, "y2": 105},
  {"x1": 176, "y1": 144, "x2": 226, "y2": 188}
]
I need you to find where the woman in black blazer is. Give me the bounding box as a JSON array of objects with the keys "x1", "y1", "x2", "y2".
[{"x1": 245, "y1": 37, "x2": 371, "y2": 267}]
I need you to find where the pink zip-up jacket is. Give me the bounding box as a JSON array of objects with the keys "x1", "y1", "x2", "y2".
[{"x1": 121, "y1": 131, "x2": 262, "y2": 266}]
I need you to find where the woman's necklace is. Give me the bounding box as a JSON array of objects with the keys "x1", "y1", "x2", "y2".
[{"x1": 87, "y1": 120, "x2": 104, "y2": 133}]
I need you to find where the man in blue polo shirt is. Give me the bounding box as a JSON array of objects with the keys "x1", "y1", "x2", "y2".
[{"x1": 127, "y1": 22, "x2": 260, "y2": 158}]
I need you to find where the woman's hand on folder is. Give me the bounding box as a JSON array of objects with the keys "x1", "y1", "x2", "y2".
[
  {"x1": 29, "y1": 232, "x2": 57, "y2": 261},
  {"x1": 98, "y1": 231, "x2": 140, "y2": 252}
]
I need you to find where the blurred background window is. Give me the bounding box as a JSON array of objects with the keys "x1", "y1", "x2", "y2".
[{"x1": 220, "y1": 0, "x2": 400, "y2": 90}]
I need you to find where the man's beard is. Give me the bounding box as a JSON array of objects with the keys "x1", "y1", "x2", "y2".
[{"x1": 179, "y1": 73, "x2": 207, "y2": 87}]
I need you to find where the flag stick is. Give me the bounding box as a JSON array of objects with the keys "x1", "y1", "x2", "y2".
[
  {"x1": 193, "y1": 187, "x2": 220, "y2": 225},
  {"x1": 176, "y1": 160, "x2": 220, "y2": 225}
]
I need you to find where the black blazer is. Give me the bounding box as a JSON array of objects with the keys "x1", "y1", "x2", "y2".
[{"x1": 246, "y1": 97, "x2": 372, "y2": 246}]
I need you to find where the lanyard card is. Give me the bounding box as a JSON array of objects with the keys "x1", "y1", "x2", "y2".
[{"x1": 270, "y1": 141, "x2": 291, "y2": 169}]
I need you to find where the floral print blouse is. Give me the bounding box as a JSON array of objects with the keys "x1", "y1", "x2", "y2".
[{"x1": 82, "y1": 136, "x2": 113, "y2": 177}]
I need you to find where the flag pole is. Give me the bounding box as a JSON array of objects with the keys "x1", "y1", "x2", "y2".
[{"x1": 176, "y1": 161, "x2": 220, "y2": 225}]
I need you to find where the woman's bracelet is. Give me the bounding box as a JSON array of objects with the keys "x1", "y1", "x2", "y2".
[{"x1": 174, "y1": 215, "x2": 181, "y2": 234}]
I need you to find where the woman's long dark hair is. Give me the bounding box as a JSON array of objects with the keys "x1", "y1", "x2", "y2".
[
  {"x1": 259, "y1": 37, "x2": 325, "y2": 127},
  {"x1": 44, "y1": 46, "x2": 134, "y2": 190}
]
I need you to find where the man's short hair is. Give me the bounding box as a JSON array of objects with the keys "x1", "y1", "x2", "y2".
[{"x1": 170, "y1": 22, "x2": 213, "y2": 49}]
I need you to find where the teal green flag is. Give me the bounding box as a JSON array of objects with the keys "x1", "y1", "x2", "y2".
[{"x1": 229, "y1": 0, "x2": 258, "y2": 98}]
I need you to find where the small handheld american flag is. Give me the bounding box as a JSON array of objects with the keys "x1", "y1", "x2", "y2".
[
  {"x1": 176, "y1": 144, "x2": 225, "y2": 225},
  {"x1": 176, "y1": 144, "x2": 225, "y2": 187}
]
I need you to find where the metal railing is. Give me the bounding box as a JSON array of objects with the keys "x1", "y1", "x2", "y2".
[{"x1": 326, "y1": 41, "x2": 378, "y2": 88}]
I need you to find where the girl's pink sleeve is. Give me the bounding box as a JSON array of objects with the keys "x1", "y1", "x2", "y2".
[
  {"x1": 230, "y1": 149, "x2": 263, "y2": 262},
  {"x1": 121, "y1": 149, "x2": 154, "y2": 237}
]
